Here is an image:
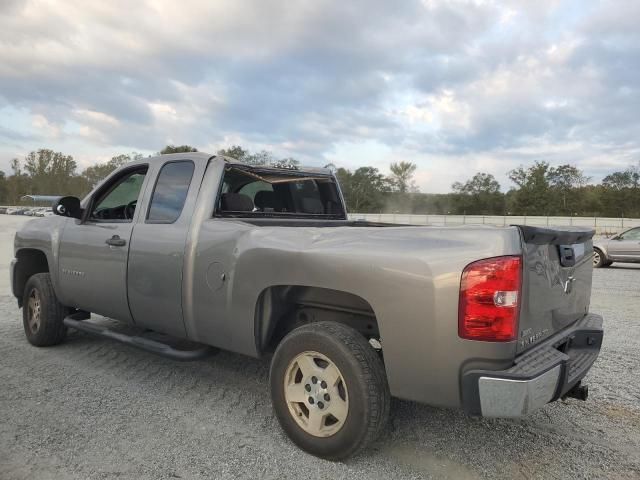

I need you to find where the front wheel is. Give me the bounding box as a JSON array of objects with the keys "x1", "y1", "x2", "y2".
[
  {"x1": 593, "y1": 249, "x2": 611, "y2": 268},
  {"x1": 269, "y1": 322, "x2": 390, "y2": 460},
  {"x1": 22, "y1": 273, "x2": 69, "y2": 346}
]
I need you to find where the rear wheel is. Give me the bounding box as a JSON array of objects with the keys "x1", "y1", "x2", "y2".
[
  {"x1": 269, "y1": 322, "x2": 390, "y2": 460},
  {"x1": 22, "y1": 273, "x2": 69, "y2": 346}
]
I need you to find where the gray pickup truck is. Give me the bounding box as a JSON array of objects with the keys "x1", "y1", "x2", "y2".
[{"x1": 11, "y1": 152, "x2": 603, "y2": 459}]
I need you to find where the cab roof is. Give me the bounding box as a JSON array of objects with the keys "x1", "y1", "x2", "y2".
[{"x1": 142, "y1": 152, "x2": 332, "y2": 176}]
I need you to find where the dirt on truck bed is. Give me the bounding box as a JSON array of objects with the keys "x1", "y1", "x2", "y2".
[{"x1": 1, "y1": 216, "x2": 639, "y2": 479}]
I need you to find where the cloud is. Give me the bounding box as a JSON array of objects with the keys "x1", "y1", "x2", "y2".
[{"x1": 0, "y1": 0, "x2": 638, "y2": 192}]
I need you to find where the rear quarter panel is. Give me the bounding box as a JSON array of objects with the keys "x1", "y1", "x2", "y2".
[{"x1": 186, "y1": 221, "x2": 523, "y2": 408}]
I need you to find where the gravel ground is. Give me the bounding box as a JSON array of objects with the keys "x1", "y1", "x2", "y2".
[{"x1": 1, "y1": 216, "x2": 639, "y2": 479}]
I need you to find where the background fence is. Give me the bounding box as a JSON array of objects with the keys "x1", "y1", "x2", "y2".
[
  {"x1": 4, "y1": 206, "x2": 639, "y2": 236},
  {"x1": 347, "y1": 214, "x2": 640, "y2": 235}
]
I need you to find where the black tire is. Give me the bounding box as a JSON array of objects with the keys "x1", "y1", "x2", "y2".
[
  {"x1": 269, "y1": 321, "x2": 390, "y2": 460},
  {"x1": 593, "y1": 248, "x2": 608, "y2": 268},
  {"x1": 22, "y1": 273, "x2": 69, "y2": 346}
]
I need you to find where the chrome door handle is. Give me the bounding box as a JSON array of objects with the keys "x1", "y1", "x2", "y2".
[{"x1": 105, "y1": 235, "x2": 126, "y2": 247}]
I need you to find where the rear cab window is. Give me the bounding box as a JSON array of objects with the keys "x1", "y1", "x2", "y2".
[
  {"x1": 216, "y1": 165, "x2": 345, "y2": 219},
  {"x1": 147, "y1": 161, "x2": 195, "y2": 223}
]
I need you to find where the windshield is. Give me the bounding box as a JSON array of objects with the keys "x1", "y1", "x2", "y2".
[{"x1": 216, "y1": 166, "x2": 345, "y2": 219}]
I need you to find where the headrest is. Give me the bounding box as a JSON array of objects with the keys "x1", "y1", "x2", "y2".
[
  {"x1": 254, "y1": 190, "x2": 283, "y2": 211},
  {"x1": 221, "y1": 192, "x2": 254, "y2": 211},
  {"x1": 302, "y1": 197, "x2": 324, "y2": 214}
]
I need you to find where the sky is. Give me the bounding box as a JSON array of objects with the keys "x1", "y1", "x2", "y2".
[{"x1": 0, "y1": 0, "x2": 638, "y2": 193}]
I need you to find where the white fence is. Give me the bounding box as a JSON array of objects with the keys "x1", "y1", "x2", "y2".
[
  {"x1": 347, "y1": 214, "x2": 640, "y2": 235},
  {"x1": 4, "y1": 205, "x2": 638, "y2": 235}
]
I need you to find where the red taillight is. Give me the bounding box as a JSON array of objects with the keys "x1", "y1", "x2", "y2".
[{"x1": 458, "y1": 255, "x2": 522, "y2": 342}]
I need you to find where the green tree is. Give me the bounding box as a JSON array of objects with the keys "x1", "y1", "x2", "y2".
[
  {"x1": 217, "y1": 145, "x2": 251, "y2": 161},
  {"x1": 336, "y1": 166, "x2": 390, "y2": 212},
  {"x1": 0, "y1": 170, "x2": 7, "y2": 204},
  {"x1": 6, "y1": 159, "x2": 29, "y2": 204},
  {"x1": 82, "y1": 153, "x2": 142, "y2": 188},
  {"x1": 219, "y1": 146, "x2": 273, "y2": 165},
  {"x1": 602, "y1": 168, "x2": 640, "y2": 190},
  {"x1": 507, "y1": 161, "x2": 553, "y2": 215},
  {"x1": 23, "y1": 149, "x2": 79, "y2": 195},
  {"x1": 389, "y1": 161, "x2": 417, "y2": 193},
  {"x1": 160, "y1": 145, "x2": 198, "y2": 154},
  {"x1": 600, "y1": 166, "x2": 640, "y2": 217},
  {"x1": 581, "y1": 185, "x2": 604, "y2": 216},
  {"x1": 451, "y1": 172, "x2": 504, "y2": 214},
  {"x1": 548, "y1": 164, "x2": 590, "y2": 214},
  {"x1": 217, "y1": 145, "x2": 299, "y2": 167}
]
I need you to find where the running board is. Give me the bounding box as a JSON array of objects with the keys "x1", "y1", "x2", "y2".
[{"x1": 63, "y1": 312, "x2": 218, "y2": 361}]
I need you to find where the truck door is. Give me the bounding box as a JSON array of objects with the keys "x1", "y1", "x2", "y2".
[
  {"x1": 57, "y1": 164, "x2": 150, "y2": 321},
  {"x1": 127, "y1": 159, "x2": 203, "y2": 337},
  {"x1": 607, "y1": 227, "x2": 640, "y2": 261}
]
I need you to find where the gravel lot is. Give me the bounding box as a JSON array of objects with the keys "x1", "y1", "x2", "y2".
[{"x1": 1, "y1": 216, "x2": 639, "y2": 479}]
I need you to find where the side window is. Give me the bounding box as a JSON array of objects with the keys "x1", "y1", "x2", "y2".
[
  {"x1": 147, "y1": 161, "x2": 195, "y2": 223},
  {"x1": 91, "y1": 169, "x2": 147, "y2": 222},
  {"x1": 620, "y1": 228, "x2": 640, "y2": 241}
]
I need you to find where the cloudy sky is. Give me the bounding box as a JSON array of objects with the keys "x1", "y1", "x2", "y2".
[{"x1": 0, "y1": 0, "x2": 638, "y2": 192}]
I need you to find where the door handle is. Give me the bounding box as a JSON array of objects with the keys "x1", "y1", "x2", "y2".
[{"x1": 105, "y1": 235, "x2": 126, "y2": 247}]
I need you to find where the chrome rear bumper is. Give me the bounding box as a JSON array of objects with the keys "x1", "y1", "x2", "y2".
[{"x1": 462, "y1": 314, "x2": 603, "y2": 417}]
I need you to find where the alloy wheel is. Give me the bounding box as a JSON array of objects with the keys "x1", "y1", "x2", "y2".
[{"x1": 283, "y1": 351, "x2": 349, "y2": 437}]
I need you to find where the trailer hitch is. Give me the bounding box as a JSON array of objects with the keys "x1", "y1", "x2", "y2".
[{"x1": 563, "y1": 382, "x2": 589, "y2": 401}]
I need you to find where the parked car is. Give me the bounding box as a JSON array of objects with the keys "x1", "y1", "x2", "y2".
[
  {"x1": 0, "y1": 207, "x2": 7, "y2": 214},
  {"x1": 593, "y1": 227, "x2": 640, "y2": 267},
  {"x1": 6, "y1": 207, "x2": 19, "y2": 215},
  {"x1": 10, "y1": 153, "x2": 603, "y2": 460},
  {"x1": 32, "y1": 207, "x2": 48, "y2": 217}
]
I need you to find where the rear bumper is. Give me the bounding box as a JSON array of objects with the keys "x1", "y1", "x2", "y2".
[{"x1": 461, "y1": 313, "x2": 603, "y2": 417}]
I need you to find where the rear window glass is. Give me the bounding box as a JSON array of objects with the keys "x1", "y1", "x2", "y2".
[
  {"x1": 147, "y1": 161, "x2": 194, "y2": 223},
  {"x1": 217, "y1": 166, "x2": 345, "y2": 219}
]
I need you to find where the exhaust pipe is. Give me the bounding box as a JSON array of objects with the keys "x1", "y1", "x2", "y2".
[{"x1": 563, "y1": 382, "x2": 589, "y2": 401}]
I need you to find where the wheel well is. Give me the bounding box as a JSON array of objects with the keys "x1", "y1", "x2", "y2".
[
  {"x1": 593, "y1": 247, "x2": 607, "y2": 258},
  {"x1": 255, "y1": 286, "x2": 379, "y2": 354},
  {"x1": 14, "y1": 249, "x2": 49, "y2": 307}
]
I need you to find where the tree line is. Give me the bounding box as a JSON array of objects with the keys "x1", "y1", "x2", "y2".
[
  {"x1": 337, "y1": 161, "x2": 639, "y2": 218},
  {"x1": 1, "y1": 146, "x2": 638, "y2": 217}
]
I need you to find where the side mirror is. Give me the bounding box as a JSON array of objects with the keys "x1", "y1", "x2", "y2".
[{"x1": 53, "y1": 196, "x2": 83, "y2": 219}]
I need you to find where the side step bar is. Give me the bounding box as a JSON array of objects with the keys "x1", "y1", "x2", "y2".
[{"x1": 63, "y1": 312, "x2": 217, "y2": 361}]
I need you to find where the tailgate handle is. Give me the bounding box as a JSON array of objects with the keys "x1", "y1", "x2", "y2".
[{"x1": 558, "y1": 245, "x2": 576, "y2": 267}]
